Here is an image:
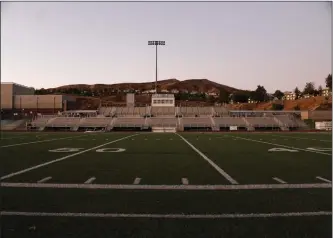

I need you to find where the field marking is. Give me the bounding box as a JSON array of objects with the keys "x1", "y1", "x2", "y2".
[
  {"x1": 272, "y1": 177, "x2": 287, "y2": 184},
  {"x1": 1, "y1": 136, "x2": 27, "y2": 140},
  {"x1": 1, "y1": 211, "x2": 331, "y2": 219},
  {"x1": 84, "y1": 177, "x2": 96, "y2": 184},
  {"x1": 228, "y1": 136, "x2": 332, "y2": 156},
  {"x1": 182, "y1": 178, "x2": 189, "y2": 185},
  {"x1": 37, "y1": 177, "x2": 52, "y2": 183},
  {"x1": 0, "y1": 134, "x2": 138, "y2": 181},
  {"x1": 316, "y1": 176, "x2": 331, "y2": 183},
  {"x1": 176, "y1": 133, "x2": 238, "y2": 185},
  {"x1": 1, "y1": 134, "x2": 49, "y2": 140},
  {"x1": 271, "y1": 134, "x2": 332, "y2": 143},
  {"x1": 1, "y1": 135, "x2": 87, "y2": 148},
  {"x1": 133, "y1": 177, "x2": 141, "y2": 185},
  {"x1": 1, "y1": 182, "x2": 330, "y2": 190}
]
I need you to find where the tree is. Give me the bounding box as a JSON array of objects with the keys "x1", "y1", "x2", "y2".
[
  {"x1": 251, "y1": 85, "x2": 268, "y2": 102},
  {"x1": 218, "y1": 88, "x2": 230, "y2": 103},
  {"x1": 273, "y1": 90, "x2": 284, "y2": 100},
  {"x1": 231, "y1": 92, "x2": 250, "y2": 103},
  {"x1": 303, "y1": 82, "x2": 315, "y2": 95},
  {"x1": 208, "y1": 96, "x2": 216, "y2": 104},
  {"x1": 294, "y1": 87, "x2": 301, "y2": 99},
  {"x1": 325, "y1": 74, "x2": 332, "y2": 90},
  {"x1": 317, "y1": 85, "x2": 323, "y2": 96},
  {"x1": 271, "y1": 103, "x2": 284, "y2": 110}
]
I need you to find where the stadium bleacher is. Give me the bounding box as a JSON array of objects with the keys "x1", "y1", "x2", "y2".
[
  {"x1": 79, "y1": 117, "x2": 111, "y2": 127},
  {"x1": 45, "y1": 117, "x2": 81, "y2": 127},
  {"x1": 28, "y1": 104, "x2": 312, "y2": 132},
  {"x1": 213, "y1": 117, "x2": 247, "y2": 127},
  {"x1": 147, "y1": 117, "x2": 178, "y2": 127},
  {"x1": 151, "y1": 106, "x2": 175, "y2": 117},
  {"x1": 113, "y1": 117, "x2": 145, "y2": 128},
  {"x1": 182, "y1": 117, "x2": 212, "y2": 128},
  {"x1": 245, "y1": 117, "x2": 279, "y2": 127}
]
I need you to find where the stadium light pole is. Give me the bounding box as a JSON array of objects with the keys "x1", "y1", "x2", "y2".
[{"x1": 148, "y1": 41, "x2": 165, "y2": 93}]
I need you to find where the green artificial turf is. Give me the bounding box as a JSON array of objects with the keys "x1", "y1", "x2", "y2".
[{"x1": 0, "y1": 131, "x2": 332, "y2": 237}]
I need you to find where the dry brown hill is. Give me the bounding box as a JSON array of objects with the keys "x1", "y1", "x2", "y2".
[
  {"x1": 52, "y1": 78, "x2": 241, "y2": 93},
  {"x1": 227, "y1": 96, "x2": 332, "y2": 111}
]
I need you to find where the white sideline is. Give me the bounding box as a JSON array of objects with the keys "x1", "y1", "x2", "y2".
[
  {"x1": 1, "y1": 135, "x2": 87, "y2": 148},
  {"x1": 271, "y1": 134, "x2": 332, "y2": 143},
  {"x1": 176, "y1": 133, "x2": 239, "y2": 185},
  {"x1": 316, "y1": 176, "x2": 331, "y2": 183},
  {"x1": 0, "y1": 134, "x2": 138, "y2": 181},
  {"x1": 84, "y1": 177, "x2": 96, "y2": 184},
  {"x1": 228, "y1": 136, "x2": 332, "y2": 156},
  {"x1": 1, "y1": 211, "x2": 331, "y2": 219},
  {"x1": 133, "y1": 177, "x2": 141, "y2": 185},
  {"x1": 272, "y1": 177, "x2": 287, "y2": 184},
  {"x1": 1, "y1": 182, "x2": 331, "y2": 190},
  {"x1": 37, "y1": 177, "x2": 52, "y2": 183}
]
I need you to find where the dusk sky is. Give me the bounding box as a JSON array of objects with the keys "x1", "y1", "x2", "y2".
[{"x1": 1, "y1": 2, "x2": 331, "y2": 93}]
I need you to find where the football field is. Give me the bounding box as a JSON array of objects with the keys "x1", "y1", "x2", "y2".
[{"x1": 0, "y1": 131, "x2": 332, "y2": 237}]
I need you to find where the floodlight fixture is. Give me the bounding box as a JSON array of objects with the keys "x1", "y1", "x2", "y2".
[{"x1": 148, "y1": 40, "x2": 166, "y2": 93}]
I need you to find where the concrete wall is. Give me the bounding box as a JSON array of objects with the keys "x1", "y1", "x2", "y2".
[
  {"x1": 14, "y1": 95, "x2": 64, "y2": 109},
  {"x1": 308, "y1": 111, "x2": 332, "y2": 121},
  {"x1": 126, "y1": 93, "x2": 135, "y2": 107},
  {"x1": 1, "y1": 83, "x2": 35, "y2": 109},
  {"x1": 301, "y1": 111, "x2": 309, "y2": 120},
  {"x1": 1, "y1": 83, "x2": 13, "y2": 109}
]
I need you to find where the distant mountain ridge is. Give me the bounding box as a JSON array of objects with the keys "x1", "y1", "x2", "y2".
[{"x1": 50, "y1": 79, "x2": 242, "y2": 93}]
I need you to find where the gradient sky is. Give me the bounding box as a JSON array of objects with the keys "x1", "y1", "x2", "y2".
[{"x1": 1, "y1": 2, "x2": 331, "y2": 92}]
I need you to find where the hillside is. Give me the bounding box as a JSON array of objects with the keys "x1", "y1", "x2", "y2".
[
  {"x1": 51, "y1": 78, "x2": 241, "y2": 94},
  {"x1": 227, "y1": 96, "x2": 332, "y2": 111},
  {"x1": 41, "y1": 79, "x2": 332, "y2": 111}
]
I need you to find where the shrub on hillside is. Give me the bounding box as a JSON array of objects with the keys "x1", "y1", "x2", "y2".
[{"x1": 271, "y1": 103, "x2": 284, "y2": 110}]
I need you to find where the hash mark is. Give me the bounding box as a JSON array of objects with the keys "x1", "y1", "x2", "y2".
[
  {"x1": 133, "y1": 177, "x2": 141, "y2": 185},
  {"x1": 37, "y1": 177, "x2": 52, "y2": 183}
]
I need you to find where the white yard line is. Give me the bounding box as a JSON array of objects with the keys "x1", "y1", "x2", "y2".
[
  {"x1": 1, "y1": 182, "x2": 330, "y2": 190},
  {"x1": 176, "y1": 133, "x2": 238, "y2": 185},
  {"x1": 1, "y1": 135, "x2": 87, "y2": 148},
  {"x1": 0, "y1": 134, "x2": 138, "y2": 181},
  {"x1": 316, "y1": 176, "x2": 332, "y2": 183},
  {"x1": 182, "y1": 178, "x2": 189, "y2": 185},
  {"x1": 228, "y1": 136, "x2": 332, "y2": 156},
  {"x1": 84, "y1": 177, "x2": 96, "y2": 184},
  {"x1": 272, "y1": 177, "x2": 287, "y2": 184},
  {"x1": 133, "y1": 177, "x2": 141, "y2": 185},
  {"x1": 1, "y1": 211, "x2": 331, "y2": 219},
  {"x1": 37, "y1": 176, "x2": 52, "y2": 183},
  {"x1": 1, "y1": 136, "x2": 27, "y2": 140},
  {"x1": 271, "y1": 134, "x2": 332, "y2": 143}
]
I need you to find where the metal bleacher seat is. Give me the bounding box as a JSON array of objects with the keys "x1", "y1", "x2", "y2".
[
  {"x1": 147, "y1": 117, "x2": 177, "y2": 127},
  {"x1": 197, "y1": 107, "x2": 212, "y2": 116},
  {"x1": 151, "y1": 107, "x2": 175, "y2": 117},
  {"x1": 213, "y1": 117, "x2": 247, "y2": 127},
  {"x1": 245, "y1": 117, "x2": 279, "y2": 127},
  {"x1": 113, "y1": 117, "x2": 145, "y2": 127},
  {"x1": 46, "y1": 117, "x2": 81, "y2": 127},
  {"x1": 180, "y1": 107, "x2": 198, "y2": 117},
  {"x1": 182, "y1": 117, "x2": 212, "y2": 128},
  {"x1": 79, "y1": 117, "x2": 112, "y2": 127}
]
